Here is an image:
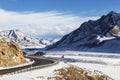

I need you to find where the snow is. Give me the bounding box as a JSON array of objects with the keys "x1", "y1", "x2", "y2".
[
  {"x1": 40, "y1": 39, "x2": 51, "y2": 45},
  {"x1": 39, "y1": 38, "x2": 60, "y2": 46},
  {"x1": 0, "y1": 62, "x2": 68, "y2": 80},
  {"x1": 97, "y1": 36, "x2": 115, "y2": 42},
  {"x1": 70, "y1": 63, "x2": 120, "y2": 80},
  {"x1": 45, "y1": 51, "x2": 120, "y2": 80},
  {"x1": 0, "y1": 51, "x2": 120, "y2": 80},
  {"x1": 0, "y1": 29, "x2": 45, "y2": 48},
  {"x1": 0, "y1": 58, "x2": 34, "y2": 70}
]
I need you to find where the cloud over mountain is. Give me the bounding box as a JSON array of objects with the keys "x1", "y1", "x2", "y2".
[{"x1": 0, "y1": 9, "x2": 98, "y2": 39}]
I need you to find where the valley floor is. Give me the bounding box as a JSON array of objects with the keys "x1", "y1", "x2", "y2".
[{"x1": 0, "y1": 51, "x2": 120, "y2": 80}]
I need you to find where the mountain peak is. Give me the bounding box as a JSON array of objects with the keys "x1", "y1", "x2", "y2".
[
  {"x1": 108, "y1": 11, "x2": 117, "y2": 15},
  {"x1": 106, "y1": 11, "x2": 120, "y2": 18}
]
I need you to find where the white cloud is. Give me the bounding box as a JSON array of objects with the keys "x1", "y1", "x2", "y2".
[{"x1": 0, "y1": 9, "x2": 99, "y2": 39}]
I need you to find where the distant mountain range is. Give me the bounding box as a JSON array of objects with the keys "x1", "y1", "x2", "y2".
[
  {"x1": 47, "y1": 11, "x2": 120, "y2": 53},
  {"x1": 0, "y1": 29, "x2": 58, "y2": 48},
  {"x1": 40, "y1": 39, "x2": 59, "y2": 46}
]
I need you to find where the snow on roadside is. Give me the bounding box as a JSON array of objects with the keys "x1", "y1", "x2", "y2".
[
  {"x1": 0, "y1": 61, "x2": 118, "y2": 80},
  {"x1": 0, "y1": 62, "x2": 68, "y2": 80},
  {"x1": 0, "y1": 58, "x2": 34, "y2": 70}
]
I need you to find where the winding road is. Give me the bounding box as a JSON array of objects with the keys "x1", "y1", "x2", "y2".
[{"x1": 0, "y1": 56, "x2": 59, "y2": 75}]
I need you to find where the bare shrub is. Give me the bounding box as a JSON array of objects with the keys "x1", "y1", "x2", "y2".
[{"x1": 54, "y1": 65, "x2": 113, "y2": 80}]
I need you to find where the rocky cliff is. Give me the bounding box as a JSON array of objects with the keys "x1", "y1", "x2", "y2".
[{"x1": 0, "y1": 40, "x2": 26, "y2": 67}]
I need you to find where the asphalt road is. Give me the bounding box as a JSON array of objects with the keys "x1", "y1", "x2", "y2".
[{"x1": 0, "y1": 56, "x2": 55, "y2": 75}]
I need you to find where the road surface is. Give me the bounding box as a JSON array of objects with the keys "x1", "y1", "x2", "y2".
[{"x1": 0, "y1": 56, "x2": 57, "y2": 75}]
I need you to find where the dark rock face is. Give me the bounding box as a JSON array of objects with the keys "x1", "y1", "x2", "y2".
[{"x1": 47, "y1": 11, "x2": 120, "y2": 52}]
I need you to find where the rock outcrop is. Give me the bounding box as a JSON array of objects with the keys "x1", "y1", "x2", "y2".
[{"x1": 0, "y1": 40, "x2": 26, "y2": 67}]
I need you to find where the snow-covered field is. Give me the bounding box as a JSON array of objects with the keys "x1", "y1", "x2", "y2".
[
  {"x1": 45, "y1": 51, "x2": 120, "y2": 80},
  {"x1": 45, "y1": 51, "x2": 120, "y2": 66},
  {"x1": 0, "y1": 51, "x2": 120, "y2": 80}
]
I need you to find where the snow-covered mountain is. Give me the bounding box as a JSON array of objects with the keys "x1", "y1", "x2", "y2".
[
  {"x1": 0, "y1": 29, "x2": 45, "y2": 48},
  {"x1": 40, "y1": 38, "x2": 60, "y2": 46},
  {"x1": 47, "y1": 11, "x2": 120, "y2": 53}
]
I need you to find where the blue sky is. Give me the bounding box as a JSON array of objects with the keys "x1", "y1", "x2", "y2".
[
  {"x1": 0, "y1": 0, "x2": 120, "y2": 16},
  {"x1": 0, "y1": 0, "x2": 120, "y2": 39}
]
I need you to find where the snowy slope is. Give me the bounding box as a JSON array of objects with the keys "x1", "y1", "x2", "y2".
[
  {"x1": 0, "y1": 29, "x2": 45, "y2": 48},
  {"x1": 47, "y1": 11, "x2": 120, "y2": 53}
]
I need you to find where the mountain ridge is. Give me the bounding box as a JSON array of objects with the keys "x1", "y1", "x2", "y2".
[
  {"x1": 47, "y1": 11, "x2": 120, "y2": 53},
  {"x1": 0, "y1": 29, "x2": 45, "y2": 48},
  {"x1": 0, "y1": 29, "x2": 59, "y2": 49}
]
